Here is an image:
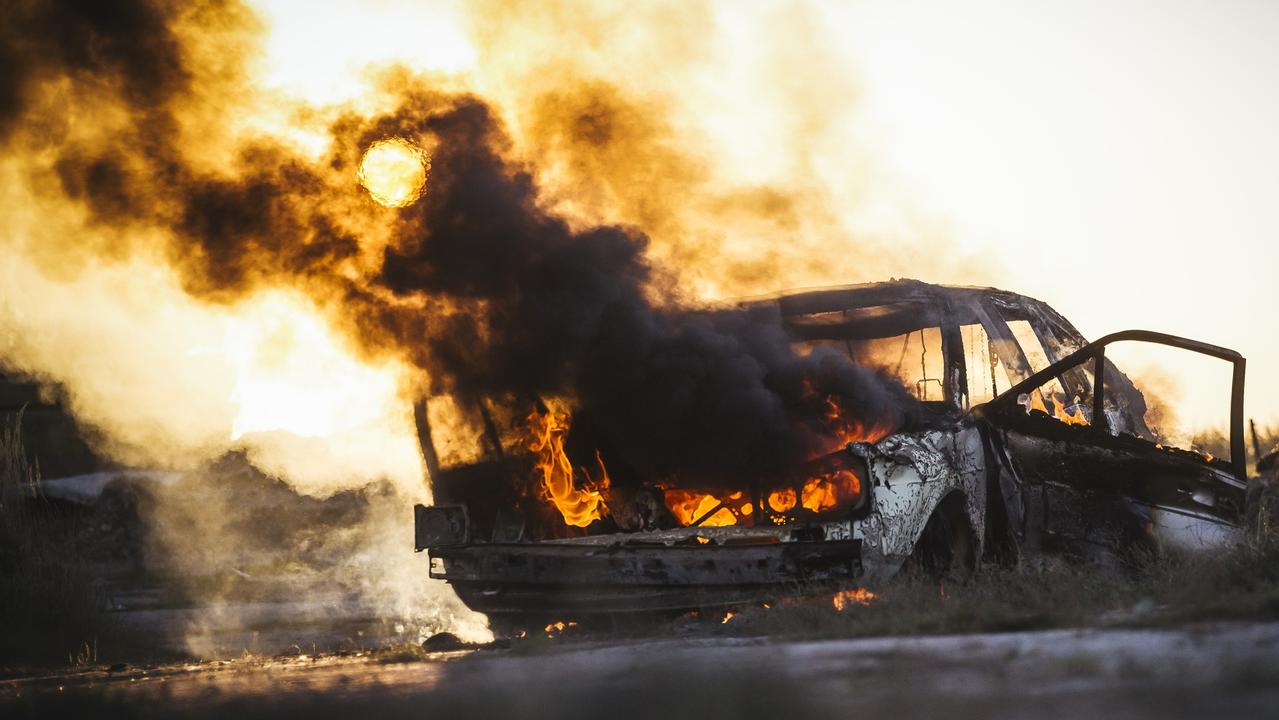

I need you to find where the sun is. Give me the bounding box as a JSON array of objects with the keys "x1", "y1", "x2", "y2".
[{"x1": 358, "y1": 138, "x2": 429, "y2": 207}]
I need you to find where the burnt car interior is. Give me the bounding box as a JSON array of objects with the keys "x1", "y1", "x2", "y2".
[{"x1": 414, "y1": 283, "x2": 1070, "y2": 538}]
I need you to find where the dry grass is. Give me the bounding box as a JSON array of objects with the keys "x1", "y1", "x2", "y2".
[
  {"x1": 718, "y1": 564, "x2": 1126, "y2": 640},
  {"x1": 0, "y1": 410, "x2": 117, "y2": 668},
  {"x1": 722, "y1": 495, "x2": 1279, "y2": 642}
]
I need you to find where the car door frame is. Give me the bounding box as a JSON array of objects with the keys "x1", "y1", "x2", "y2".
[{"x1": 973, "y1": 329, "x2": 1247, "y2": 558}]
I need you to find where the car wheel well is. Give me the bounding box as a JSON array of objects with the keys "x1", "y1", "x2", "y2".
[{"x1": 907, "y1": 490, "x2": 977, "y2": 579}]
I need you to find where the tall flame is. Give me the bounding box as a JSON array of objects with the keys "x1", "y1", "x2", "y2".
[{"x1": 527, "y1": 412, "x2": 608, "y2": 527}]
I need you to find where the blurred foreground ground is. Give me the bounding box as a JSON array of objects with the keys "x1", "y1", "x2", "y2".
[{"x1": 3, "y1": 621, "x2": 1279, "y2": 719}]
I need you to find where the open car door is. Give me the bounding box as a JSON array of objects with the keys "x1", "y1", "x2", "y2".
[{"x1": 975, "y1": 330, "x2": 1247, "y2": 560}]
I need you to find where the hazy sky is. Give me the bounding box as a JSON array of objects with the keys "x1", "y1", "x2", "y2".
[{"x1": 834, "y1": 0, "x2": 1279, "y2": 430}]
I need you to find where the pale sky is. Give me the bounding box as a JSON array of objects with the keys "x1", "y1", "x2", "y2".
[{"x1": 837, "y1": 0, "x2": 1279, "y2": 431}]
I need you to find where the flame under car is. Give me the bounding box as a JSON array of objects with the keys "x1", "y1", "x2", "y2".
[{"x1": 412, "y1": 280, "x2": 1250, "y2": 628}]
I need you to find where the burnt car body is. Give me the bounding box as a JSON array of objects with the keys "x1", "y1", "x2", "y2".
[{"x1": 413, "y1": 280, "x2": 1249, "y2": 624}]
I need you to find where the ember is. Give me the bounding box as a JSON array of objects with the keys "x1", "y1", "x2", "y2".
[
  {"x1": 544, "y1": 621, "x2": 577, "y2": 637},
  {"x1": 832, "y1": 588, "x2": 875, "y2": 611}
]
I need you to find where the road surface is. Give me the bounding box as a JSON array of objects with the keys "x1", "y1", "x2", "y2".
[{"x1": 4, "y1": 622, "x2": 1279, "y2": 718}]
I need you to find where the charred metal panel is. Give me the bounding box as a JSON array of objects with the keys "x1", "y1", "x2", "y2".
[
  {"x1": 431, "y1": 540, "x2": 861, "y2": 587},
  {"x1": 529, "y1": 525, "x2": 799, "y2": 546},
  {"x1": 1145, "y1": 504, "x2": 1243, "y2": 552},
  {"x1": 991, "y1": 411, "x2": 1244, "y2": 519},
  {"x1": 450, "y1": 582, "x2": 844, "y2": 616},
  {"x1": 415, "y1": 504, "x2": 470, "y2": 550},
  {"x1": 853, "y1": 427, "x2": 986, "y2": 576},
  {"x1": 980, "y1": 405, "x2": 1244, "y2": 559},
  {"x1": 424, "y1": 458, "x2": 524, "y2": 542}
]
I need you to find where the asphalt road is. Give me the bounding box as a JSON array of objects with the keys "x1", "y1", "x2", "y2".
[{"x1": 4, "y1": 622, "x2": 1279, "y2": 719}]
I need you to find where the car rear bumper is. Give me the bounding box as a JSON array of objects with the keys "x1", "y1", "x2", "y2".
[{"x1": 427, "y1": 538, "x2": 863, "y2": 615}]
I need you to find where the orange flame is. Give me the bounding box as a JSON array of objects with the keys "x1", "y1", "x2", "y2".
[
  {"x1": 544, "y1": 620, "x2": 578, "y2": 637},
  {"x1": 764, "y1": 391, "x2": 880, "y2": 520},
  {"x1": 800, "y1": 468, "x2": 861, "y2": 513},
  {"x1": 527, "y1": 412, "x2": 608, "y2": 527},
  {"x1": 1051, "y1": 394, "x2": 1089, "y2": 426},
  {"x1": 767, "y1": 487, "x2": 797, "y2": 513},
  {"x1": 665, "y1": 490, "x2": 740, "y2": 527},
  {"x1": 818, "y1": 393, "x2": 894, "y2": 454},
  {"x1": 1026, "y1": 389, "x2": 1090, "y2": 427},
  {"x1": 832, "y1": 588, "x2": 876, "y2": 611},
  {"x1": 601, "y1": 386, "x2": 888, "y2": 529}
]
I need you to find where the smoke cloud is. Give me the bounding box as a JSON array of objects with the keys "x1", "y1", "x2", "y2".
[
  {"x1": 3, "y1": 0, "x2": 923, "y2": 490},
  {"x1": 0, "y1": 0, "x2": 966, "y2": 644}
]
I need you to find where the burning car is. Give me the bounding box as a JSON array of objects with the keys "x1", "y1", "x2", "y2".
[{"x1": 413, "y1": 280, "x2": 1249, "y2": 627}]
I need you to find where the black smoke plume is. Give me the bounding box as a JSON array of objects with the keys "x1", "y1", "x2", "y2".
[
  {"x1": 0, "y1": 0, "x2": 191, "y2": 144},
  {"x1": 4, "y1": 0, "x2": 921, "y2": 489}
]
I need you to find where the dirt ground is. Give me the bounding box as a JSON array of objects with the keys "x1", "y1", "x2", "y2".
[{"x1": 3, "y1": 621, "x2": 1278, "y2": 719}]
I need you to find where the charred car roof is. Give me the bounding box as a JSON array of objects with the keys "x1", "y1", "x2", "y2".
[{"x1": 753, "y1": 278, "x2": 1085, "y2": 343}]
